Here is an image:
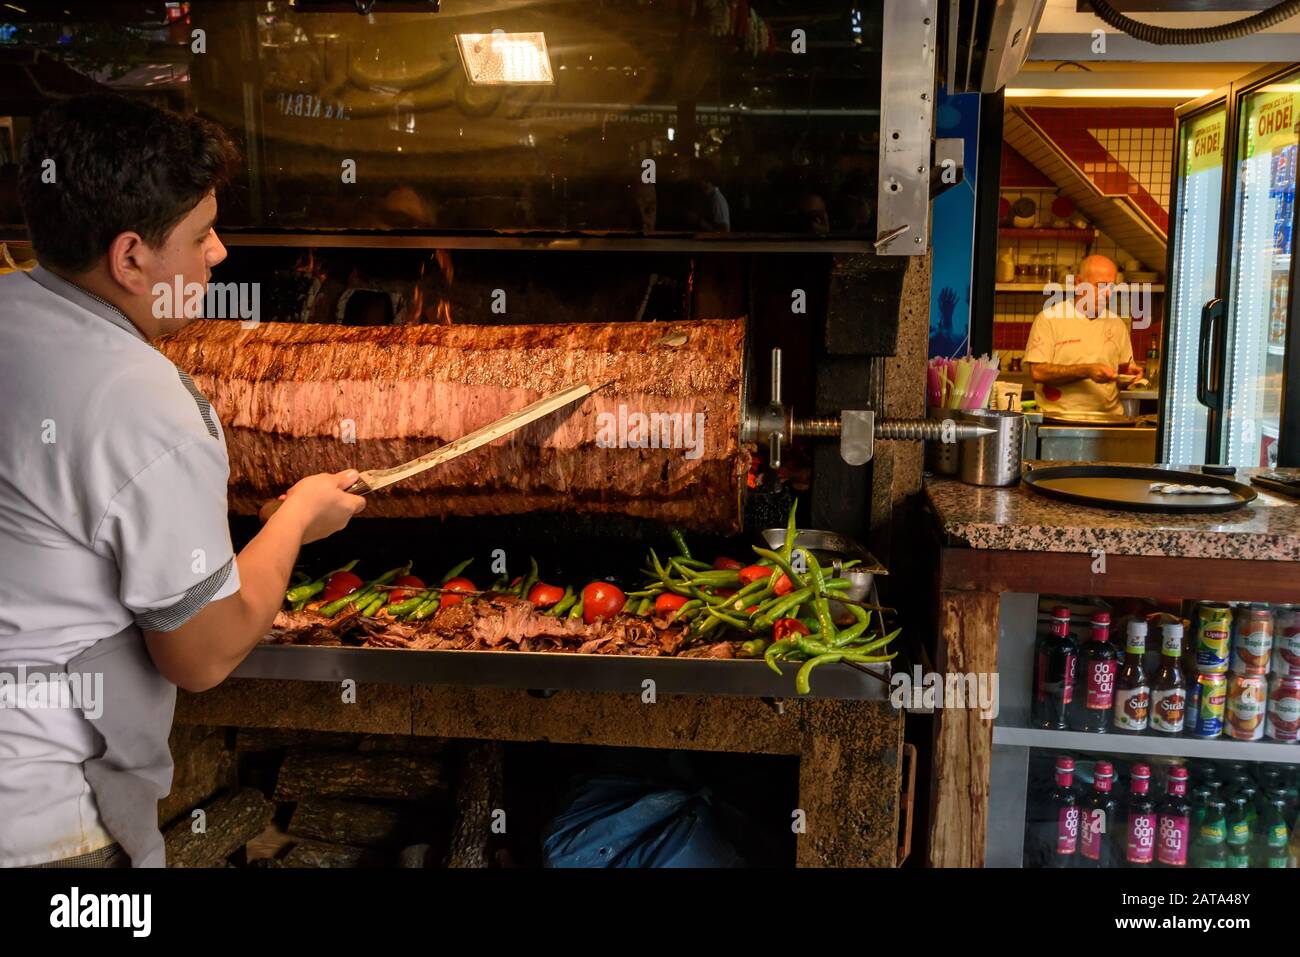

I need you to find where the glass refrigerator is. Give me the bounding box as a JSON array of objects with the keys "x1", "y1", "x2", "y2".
[{"x1": 1159, "y1": 64, "x2": 1300, "y2": 469}]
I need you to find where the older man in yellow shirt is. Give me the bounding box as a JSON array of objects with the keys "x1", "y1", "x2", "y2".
[{"x1": 1023, "y1": 254, "x2": 1146, "y2": 416}]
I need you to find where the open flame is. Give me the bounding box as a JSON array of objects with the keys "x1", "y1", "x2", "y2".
[
  {"x1": 293, "y1": 248, "x2": 327, "y2": 281},
  {"x1": 407, "y1": 250, "x2": 455, "y2": 324}
]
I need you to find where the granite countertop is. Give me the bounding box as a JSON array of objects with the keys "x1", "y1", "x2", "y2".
[{"x1": 926, "y1": 464, "x2": 1300, "y2": 561}]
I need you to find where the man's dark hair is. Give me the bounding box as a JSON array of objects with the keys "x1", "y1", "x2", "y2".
[{"x1": 18, "y1": 94, "x2": 239, "y2": 272}]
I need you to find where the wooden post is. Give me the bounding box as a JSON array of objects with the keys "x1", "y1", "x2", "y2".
[{"x1": 928, "y1": 589, "x2": 1000, "y2": 868}]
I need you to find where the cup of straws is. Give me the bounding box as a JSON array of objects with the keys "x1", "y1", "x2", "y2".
[{"x1": 925, "y1": 355, "x2": 1001, "y2": 476}]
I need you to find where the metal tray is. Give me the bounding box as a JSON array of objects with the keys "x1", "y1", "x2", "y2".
[
  {"x1": 1022, "y1": 464, "x2": 1258, "y2": 513},
  {"x1": 233, "y1": 644, "x2": 893, "y2": 702},
  {"x1": 1039, "y1": 410, "x2": 1136, "y2": 426}
]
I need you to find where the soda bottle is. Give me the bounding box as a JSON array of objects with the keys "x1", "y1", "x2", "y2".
[
  {"x1": 1034, "y1": 607, "x2": 1077, "y2": 730},
  {"x1": 1113, "y1": 620, "x2": 1150, "y2": 733},
  {"x1": 1193, "y1": 799, "x2": 1228, "y2": 868},
  {"x1": 1226, "y1": 794, "x2": 1253, "y2": 868},
  {"x1": 1151, "y1": 622, "x2": 1187, "y2": 734},
  {"x1": 1072, "y1": 612, "x2": 1118, "y2": 733},
  {"x1": 1257, "y1": 791, "x2": 1290, "y2": 868},
  {"x1": 1125, "y1": 764, "x2": 1157, "y2": 867},
  {"x1": 1045, "y1": 756, "x2": 1080, "y2": 867},
  {"x1": 1157, "y1": 767, "x2": 1192, "y2": 867},
  {"x1": 1078, "y1": 760, "x2": 1119, "y2": 868}
]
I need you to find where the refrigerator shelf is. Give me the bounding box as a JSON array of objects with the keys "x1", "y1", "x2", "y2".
[
  {"x1": 993, "y1": 719, "x2": 1300, "y2": 765},
  {"x1": 1268, "y1": 343, "x2": 1287, "y2": 357}
]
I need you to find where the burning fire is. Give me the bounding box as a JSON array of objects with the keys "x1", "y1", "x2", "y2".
[
  {"x1": 408, "y1": 250, "x2": 455, "y2": 324},
  {"x1": 293, "y1": 249, "x2": 327, "y2": 281}
]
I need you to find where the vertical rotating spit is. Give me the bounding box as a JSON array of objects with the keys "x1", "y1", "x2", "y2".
[{"x1": 740, "y1": 348, "x2": 993, "y2": 466}]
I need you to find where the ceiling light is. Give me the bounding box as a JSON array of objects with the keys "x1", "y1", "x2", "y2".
[
  {"x1": 1005, "y1": 88, "x2": 1210, "y2": 100},
  {"x1": 456, "y1": 32, "x2": 554, "y2": 86}
]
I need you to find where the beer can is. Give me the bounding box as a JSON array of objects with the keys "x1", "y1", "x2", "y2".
[
  {"x1": 1190, "y1": 672, "x2": 1228, "y2": 739},
  {"x1": 1266, "y1": 675, "x2": 1300, "y2": 743},
  {"x1": 1230, "y1": 605, "x2": 1273, "y2": 675},
  {"x1": 1226, "y1": 672, "x2": 1268, "y2": 741},
  {"x1": 1272, "y1": 607, "x2": 1300, "y2": 677},
  {"x1": 1196, "y1": 603, "x2": 1234, "y2": 674}
]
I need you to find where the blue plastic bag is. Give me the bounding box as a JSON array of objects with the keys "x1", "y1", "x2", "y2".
[{"x1": 542, "y1": 775, "x2": 746, "y2": 868}]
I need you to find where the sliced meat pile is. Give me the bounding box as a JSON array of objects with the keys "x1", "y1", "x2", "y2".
[
  {"x1": 157, "y1": 319, "x2": 747, "y2": 531},
  {"x1": 266, "y1": 596, "x2": 719, "y2": 657}
]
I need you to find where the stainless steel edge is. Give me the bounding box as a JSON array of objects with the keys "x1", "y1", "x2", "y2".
[
  {"x1": 233, "y1": 644, "x2": 894, "y2": 702},
  {"x1": 877, "y1": 0, "x2": 938, "y2": 256}
]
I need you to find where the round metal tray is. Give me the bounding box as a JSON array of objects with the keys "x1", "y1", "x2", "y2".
[
  {"x1": 1039, "y1": 410, "x2": 1137, "y2": 426},
  {"x1": 1022, "y1": 464, "x2": 1258, "y2": 513}
]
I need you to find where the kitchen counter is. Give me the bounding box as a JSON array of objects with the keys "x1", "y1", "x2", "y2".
[{"x1": 926, "y1": 464, "x2": 1300, "y2": 561}]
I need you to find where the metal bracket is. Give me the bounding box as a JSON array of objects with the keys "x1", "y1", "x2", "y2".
[
  {"x1": 841, "y1": 410, "x2": 874, "y2": 466},
  {"x1": 876, "y1": 0, "x2": 938, "y2": 256}
]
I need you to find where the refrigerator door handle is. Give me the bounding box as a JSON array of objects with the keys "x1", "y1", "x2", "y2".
[{"x1": 1197, "y1": 298, "x2": 1225, "y2": 410}]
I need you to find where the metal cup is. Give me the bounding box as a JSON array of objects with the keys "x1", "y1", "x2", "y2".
[
  {"x1": 925, "y1": 406, "x2": 961, "y2": 476},
  {"x1": 958, "y1": 409, "x2": 1024, "y2": 487}
]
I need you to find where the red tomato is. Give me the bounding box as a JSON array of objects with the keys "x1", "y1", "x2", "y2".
[
  {"x1": 321, "y1": 571, "x2": 363, "y2": 603},
  {"x1": 738, "y1": 564, "x2": 774, "y2": 586},
  {"x1": 582, "y1": 582, "x2": 626, "y2": 624},
  {"x1": 773, "y1": 573, "x2": 794, "y2": 596},
  {"x1": 389, "y1": 575, "x2": 426, "y2": 603},
  {"x1": 713, "y1": 556, "x2": 744, "y2": 570},
  {"x1": 773, "y1": 618, "x2": 811, "y2": 641},
  {"x1": 654, "y1": 593, "x2": 689, "y2": 616},
  {"x1": 441, "y1": 577, "x2": 476, "y2": 607},
  {"x1": 527, "y1": 582, "x2": 566, "y2": 608}
]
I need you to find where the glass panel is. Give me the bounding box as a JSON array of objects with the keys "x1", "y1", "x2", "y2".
[
  {"x1": 1162, "y1": 106, "x2": 1226, "y2": 466},
  {"x1": 0, "y1": 0, "x2": 885, "y2": 239},
  {"x1": 1221, "y1": 73, "x2": 1299, "y2": 467}
]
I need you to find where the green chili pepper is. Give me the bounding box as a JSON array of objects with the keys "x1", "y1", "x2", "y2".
[
  {"x1": 490, "y1": 573, "x2": 508, "y2": 592},
  {"x1": 386, "y1": 591, "x2": 431, "y2": 619},
  {"x1": 518, "y1": 557, "x2": 539, "y2": 598},
  {"x1": 285, "y1": 559, "x2": 360, "y2": 605},
  {"x1": 546, "y1": 586, "x2": 577, "y2": 617},
  {"x1": 412, "y1": 595, "x2": 441, "y2": 620},
  {"x1": 440, "y1": 557, "x2": 473, "y2": 584},
  {"x1": 360, "y1": 593, "x2": 387, "y2": 617},
  {"x1": 780, "y1": 500, "x2": 798, "y2": 563},
  {"x1": 670, "y1": 527, "x2": 693, "y2": 560},
  {"x1": 740, "y1": 638, "x2": 770, "y2": 658},
  {"x1": 756, "y1": 585, "x2": 814, "y2": 628},
  {"x1": 319, "y1": 563, "x2": 409, "y2": 617},
  {"x1": 800, "y1": 550, "x2": 838, "y2": 641},
  {"x1": 704, "y1": 605, "x2": 750, "y2": 630},
  {"x1": 795, "y1": 653, "x2": 845, "y2": 695},
  {"x1": 750, "y1": 546, "x2": 807, "y2": 593},
  {"x1": 763, "y1": 637, "x2": 801, "y2": 675},
  {"x1": 796, "y1": 635, "x2": 833, "y2": 657},
  {"x1": 635, "y1": 597, "x2": 653, "y2": 616},
  {"x1": 567, "y1": 597, "x2": 585, "y2": 620}
]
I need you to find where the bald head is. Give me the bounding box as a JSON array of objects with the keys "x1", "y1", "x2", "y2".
[
  {"x1": 1079, "y1": 255, "x2": 1117, "y2": 285},
  {"x1": 1076, "y1": 254, "x2": 1117, "y2": 317}
]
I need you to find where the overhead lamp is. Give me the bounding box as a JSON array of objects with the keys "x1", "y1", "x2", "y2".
[{"x1": 456, "y1": 31, "x2": 554, "y2": 86}]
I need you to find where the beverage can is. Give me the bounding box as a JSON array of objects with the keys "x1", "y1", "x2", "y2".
[
  {"x1": 1226, "y1": 672, "x2": 1268, "y2": 741},
  {"x1": 1266, "y1": 675, "x2": 1300, "y2": 743},
  {"x1": 1271, "y1": 607, "x2": 1300, "y2": 677},
  {"x1": 1196, "y1": 603, "x2": 1233, "y2": 674},
  {"x1": 1185, "y1": 676, "x2": 1202, "y2": 735},
  {"x1": 1190, "y1": 673, "x2": 1228, "y2": 739},
  {"x1": 1230, "y1": 606, "x2": 1273, "y2": 675}
]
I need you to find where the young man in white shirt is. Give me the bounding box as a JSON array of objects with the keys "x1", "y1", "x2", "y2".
[
  {"x1": 1022, "y1": 254, "x2": 1146, "y2": 416},
  {"x1": 0, "y1": 94, "x2": 365, "y2": 867}
]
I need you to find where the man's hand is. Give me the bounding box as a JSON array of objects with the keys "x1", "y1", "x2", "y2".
[
  {"x1": 1121, "y1": 360, "x2": 1146, "y2": 377},
  {"x1": 1086, "y1": 364, "x2": 1118, "y2": 384},
  {"x1": 274, "y1": 470, "x2": 367, "y2": 544}
]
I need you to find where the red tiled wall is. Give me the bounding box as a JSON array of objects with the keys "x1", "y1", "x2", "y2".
[
  {"x1": 1022, "y1": 106, "x2": 1175, "y2": 232},
  {"x1": 1001, "y1": 144, "x2": 1055, "y2": 188}
]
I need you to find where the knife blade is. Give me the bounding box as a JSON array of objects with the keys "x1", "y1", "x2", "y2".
[{"x1": 346, "y1": 381, "x2": 608, "y2": 495}]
